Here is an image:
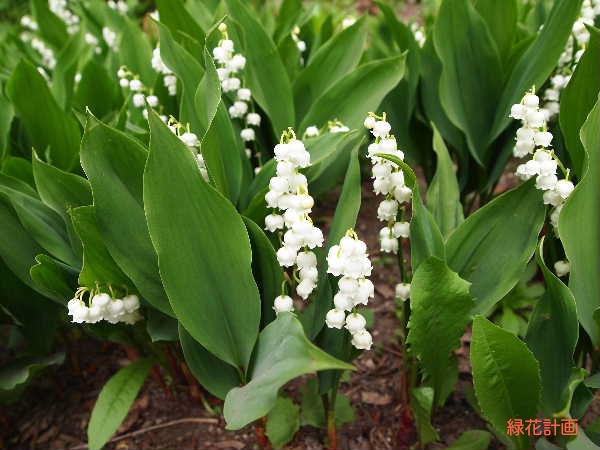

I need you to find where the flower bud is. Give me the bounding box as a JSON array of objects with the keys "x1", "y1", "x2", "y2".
[
  {"x1": 326, "y1": 308, "x2": 346, "y2": 329},
  {"x1": 345, "y1": 313, "x2": 367, "y2": 334},
  {"x1": 395, "y1": 282, "x2": 411, "y2": 301},
  {"x1": 274, "y1": 295, "x2": 294, "y2": 313},
  {"x1": 351, "y1": 329, "x2": 373, "y2": 350}
]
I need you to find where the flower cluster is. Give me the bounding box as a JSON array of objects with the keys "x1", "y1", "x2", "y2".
[
  {"x1": 30, "y1": 37, "x2": 57, "y2": 70},
  {"x1": 265, "y1": 129, "x2": 323, "y2": 307},
  {"x1": 510, "y1": 90, "x2": 575, "y2": 232},
  {"x1": 84, "y1": 32, "x2": 102, "y2": 55},
  {"x1": 107, "y1": 0, "x2": 129, "y2": 14},
  {"x1": 364, "y1": 113, "x2": 412, "y2": 254},
  {"x1": 165, "y1": 118, "x2": 209, "y2": 181},
  {"x1": 304, "y1": 125, "x2": 320, "y2": 138},
  {"x1": 49, "y1": 0, "x2": 80, "y2": 35},
  {"x1": 212, "y1": 24, "x2": 262, "y2": 149},
  {"x1": 117, "y1": 66, "x2": 161, "y2": 118},
  {"x1": 291, "y1": 26, "x2": 307, "y2": 54},
  {"x1": 542, "y1": 1, "x2": 600, "y2": 119},
  {"x1": 151, "y1": 46, "x2": 177, "y2": 96},
  {"x1": 67, "y1": 287, "x2": 141, "y2": 325},
  {"x1": 102, "y1": 27, "x2": 118, "y2": 50},
  {"x1": 411, "y1": 22, "x2": 426, "y2": 48},
  {"x1": 325, "y1": 231, "x2": 374, "y2": 350},
  {"x1": 328, "y1": 120, "x2": 350, "y2": 133}
]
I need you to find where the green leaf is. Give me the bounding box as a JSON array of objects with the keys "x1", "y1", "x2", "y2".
[
  {"x1": 70, "y1": 206, "x2": 131, "y2": 288},
  {"x1": 560, "y1": 27, "x2": 600, "y2": 177},
  {"x1": 156, "y1": 0, "x2": 205, "y2": 44},
  {"x1": 7, "y1": 61, "x2": 81, "y2": 171},
  {"x1": 293, "y1": 18, "x2": 367, "y2": 120},
  {"x1": 559, "y1": 96, "x2": 600, "y2": 345},
  {"x1": 426, "y1": 125, "x2": 464, "y2": 237},
  {"x1": 156, "y1": 22, "x2": 204, "y2": 131},
  {"x1": 1, "y1": 184, "x2": 79, "y2": 267},
  {"x1": 488, "y1": 0, "x2": 584, "y2": 143},
  {"x1": 407, "y1": 257, "x2": 473, "y2": 406},
  {"x1": 223, "y1": 313, "x2": 354, "y2": 430},
  {"x1": 225, "y1": 0, "x2": 295, "y2": 136},
  {"x1": 411, "y1": 387, "x2": 439, "y2": 445},
  {"x1": 300, "y1": 55, "x2": 406, "y2": 132},
  {"x1": 471, "y1": 316, "x2": 540, "y2": 450},
  {"x1": 447, "y1": 430, "x2": 492, "y2": 450},
  {"x1": 145, "y1": 111, "x2": 260, "y2": 369},
  {"x1": 0, "y1": 93, "x2": 13, "y2": 161},
  {"x1": 434, "y1": 0, "x2": 503, "y2": 164},
  {"x1": 178, "y1": 324, "x2": 241, "y2": 400},
  {"x1": 525, "y1": 238, "x2": 579, "y2": 415},
  {"x1": 80, "y1": 115, "x2": 173, "y2": 316},
  {"x1": 0, "y1": 353, "x2": 64, "y2": 394},
  {"x1": 566, "y1": 431, "x2": 600, "y2": 450},
  {"x1": 243, "y1": 216, "x2": 283, "y2": 328},
  {"x1": 473, "y1": 0, "x2": 517, "y2": 64},
  {"x1": 31, "y1": 0, "x2": 67, "y2": 49},
  {"x1": 73, "y1": 59, "x2": 120, "y2": 119},
  {"x1": 51, "y1": 32, "x2": 88, "y2": 110},
  {"x1": 30, "y1": 254, "x2": 77, "y2": 303},
  {"x1": 118, "y1": 18, "x2": 155, "y2": 86},
  {"x1": 195, "y1": 49, "x2": 244, "y2": 202},
  {"x1": 446, "y1": 181, "x2": 545, "y2": 314},
  {"x1": 146, "y1": 309, "x2": 179, "y2": 342},
  {"x1": 32, "y1": 153, "x2": 92, "y2": 216},
  {"x1": 266, "y1": 396, "x2": 300, "y2": 449},
  {"x1": 87, "y1": 359, "x2": 152, "y2": 450}
]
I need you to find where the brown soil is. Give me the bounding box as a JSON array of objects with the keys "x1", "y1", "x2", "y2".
[{"x1": 1, "y1": 183, "x2": 502, "y2": 450}]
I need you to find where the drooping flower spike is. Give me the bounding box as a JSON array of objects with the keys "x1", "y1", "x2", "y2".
[
  {"x1": 265, "y1": 128, "x2": 324, "y2": 311},
  {"x1": 67, "y1": 285, "x2": 142, "y2": 325},
  {"x1": 510, "y1": 88, "x2": 576, "y2": 236},
  {"x1": 325, "y1": 230, "x2": 374, "y2": 350}
]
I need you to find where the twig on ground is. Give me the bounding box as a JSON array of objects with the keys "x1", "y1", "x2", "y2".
[{"x1": 67, "y1": 417, "x2": 219, "y2": 450}]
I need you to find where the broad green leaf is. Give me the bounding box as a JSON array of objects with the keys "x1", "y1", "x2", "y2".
[
  {"x1": 87, "y1": 359, "x2": 152, "y2": 450},
  {"x1": 1, "y1": 158, "x2": 36, "y2": 193},
  {"x1": 145, "y1": 309, "x2": 178, "y2": 342},
  {"x1": 156, "y1": 0, "x2": 205, "y2": 44},
  {"x1": 52, "y1": 31, "x2": 87, "y2": 110},
  {"x1": 560, "y1": 27, "x2": 600, "y2": 177},
  {"x1": 31, "y1": 0, "x2": 67, "y2": 49},
  {"x1": 447, "y1": 181, "x2": 545, "y2": 314},
  {"x1": 179, "y1": 325, "x2": 241, "y2": 400},
  {"x1": 73, "y1": 59, "x2": 120, "y2": 117},
  {"x1": 0, "y1": 353, "x2": 64, "y2": 395},
  {"x1": 225, "y1": 0, "x2": 295, "y2": 136},
  {"x1": 266, "y1": 396, "x2": 300, "y2": 449},
  {"x1": 223, "y1": 313, "x2": 354, "y2": 430},
  {"x1": 489, "y1": 0, "x2": 584, "y2": 143},
  {"x1": 566, "y1": 431, "x2": 600, "y2": 450},
  {"x1": 73, "y1": 60, "x2": 120, "y2": 120},
  {"x1": 426, "y1": 126, "x2": 464, "y2": 237},
  {"x1": 411, "y1": 387, "x2": 439, "y2": 446},
  {"x1": 70, "y1": 206, "x2": 131, "y2": 289},
  {"x1": 30, "y1": 254, "x2": 77, "y2": 303},
  {"x1": 0, "y1": 92, "x2": 14, "y2": 161},
  {"x1": 293, "y1": 18, "x2": 367, "y2": 121},
  {"x1": 145, "y1": 111, "x2": 260, "y2": 369},
  {"x1": 273, "y1": 0, "x2": 303, "y2": 44},
  {"x1": 434, "y1": 0, "x2": 503, "y2": 164},
  {"x1": 471, "y1": 316, "x2": 540, "y2": 450},
  {"x1": 407, "y1": 257, "x2": 473, "y2": 406},
  {"x1": 447, "y1": 430, "x2": 492, "y2": 450},
  {"x1": 473, "y1": 0, "x2": 517, "y2": 64},
  {"x1": 195, "y1": 50, "x2": 244, "y2": 202},
  {"x1": 300, "y1": 147, "x2": 361, "y2": 338},
  {"x1": 7, "y1": 61, "x2": 81, "y2": 171},
  {"x1": 156, "y1": 22, "x2": 204, "y2": 130},
  {"x1": 32, "y1": 153, "x2": 91, "y2": 213},
  {"x1": 559, "y1": 97, "x2": 600, "y2": 345},
  {"x1": 80, "y1": 115, "x2": 173, "y2": 316},
  {"x1": 118, "y1": 18, "x2": 155, "y2": 85},
  {"x1": 525, "y1": 238, "x2": 579, "y2": 415},
  {"x1": 0, "y1": 195, "x2": 46, "y2": 290},
  {"x1": 243, "y1": 216, "x2": 283, "y2": 328},
  {"x1": 300, "y1": 55, "x2": 406, "y2": 132},
  {"x1": 2, "y1": 185, "x2": 78, "y2": 267}
]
